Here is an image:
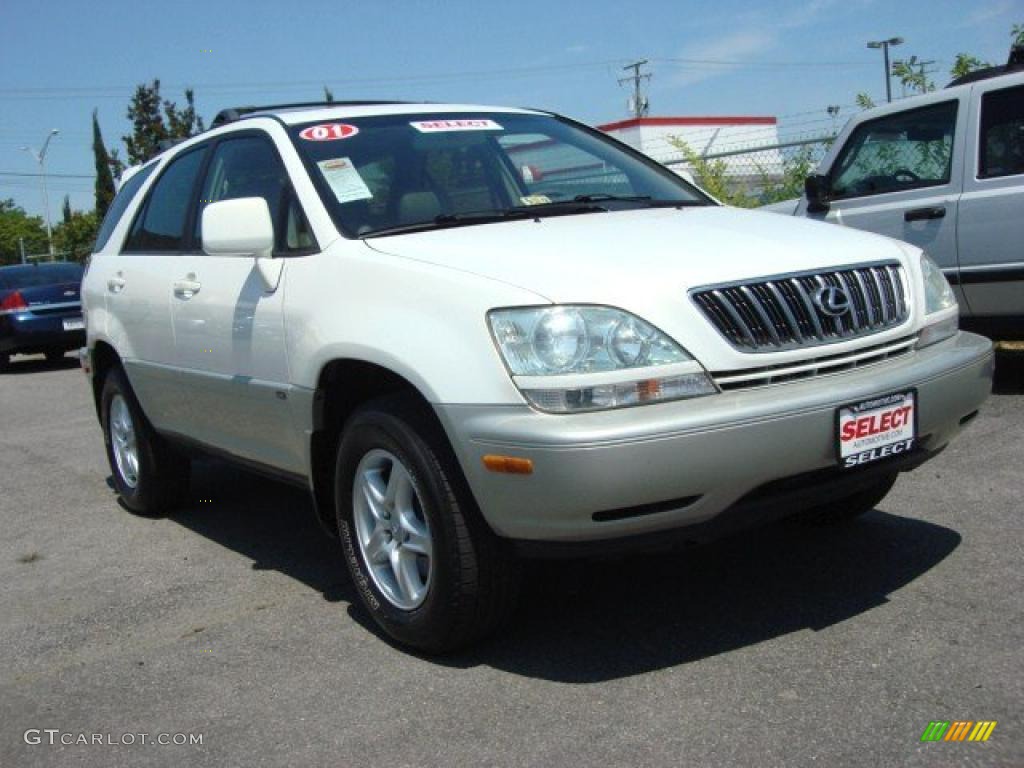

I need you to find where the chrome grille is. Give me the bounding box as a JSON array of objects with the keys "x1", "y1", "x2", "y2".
[
  {"x1": 712, "y1": 335, "x2": 918, "y2": 391},
  {"x1": 691, "y1": 262, "x2": 908, "y2": 352}
]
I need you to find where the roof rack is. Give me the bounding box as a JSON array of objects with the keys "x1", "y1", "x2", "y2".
[
  {"x1": 210, "y1": 101, "x2": 414, "y2": 128},
  {"x1": 946, "y1": 44, "x2": 1024, "y2": 88}
]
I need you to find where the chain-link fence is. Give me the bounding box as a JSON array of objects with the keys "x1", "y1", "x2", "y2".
[{"x1": 663, "y1": 134, "x2": 835, "y2": 207}]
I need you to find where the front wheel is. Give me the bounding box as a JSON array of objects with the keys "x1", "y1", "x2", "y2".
[
  {"x1": 796, "y1": 472, "x2": 899, "y2": 526},
  {"x1": 101, "y1": 366, "x2": 190, "y2": 516},
  {"x1": 335, "y1": 395, "x2": 519, "y2": 653}
]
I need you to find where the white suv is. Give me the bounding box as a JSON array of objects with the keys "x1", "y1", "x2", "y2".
[{"x1": 81, "y1": 101, "x2": 993, "y2": 652}]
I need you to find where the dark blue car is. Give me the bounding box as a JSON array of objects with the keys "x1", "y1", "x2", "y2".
[{"x1": 0, "y1": 261, "x2": 85, "y2": 371}]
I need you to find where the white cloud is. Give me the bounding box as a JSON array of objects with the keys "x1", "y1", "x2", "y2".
[
  {"x1": 666, "y1": 0, "x2": 848, "y2": 88},
  {"x1": 967, "y1": 0, "x2": 1012, "y2": 25},
  {"x1": 669, "y1": 30, "x2": 777, "y2": 87}
]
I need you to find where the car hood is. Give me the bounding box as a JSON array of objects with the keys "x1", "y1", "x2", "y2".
[{"x1": 363, "y1": 206, "x2": 909, "y2": 306}]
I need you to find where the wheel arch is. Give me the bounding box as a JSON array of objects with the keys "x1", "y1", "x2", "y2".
[
  {"x1": 90, "y1": 340, "x2": 123, "y2": 421},
  {"x1": 308, "y1": 358, "x2": 462, "y2": 537}
]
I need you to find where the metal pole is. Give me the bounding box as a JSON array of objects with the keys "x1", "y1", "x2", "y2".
[
  {"x1": 883, "y1": 42, "x2": 892, "y2": 103},
  {"x1": 19, "y1": 237, "x2": 26, "y2": 264},
  {"x1": 21, "y1": 129, "x2": 59, "y2": 257},
  {"x1": 40, "y1": 159, "x2": 53, "y2": 256}
]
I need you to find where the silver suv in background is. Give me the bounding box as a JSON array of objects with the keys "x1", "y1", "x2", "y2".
[{"x1": 772, "y1": 60, "x2": 1023, "y2": 338}]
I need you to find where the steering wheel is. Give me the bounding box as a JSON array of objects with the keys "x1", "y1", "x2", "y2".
[{"x1": 892, "y1": 168, "x2": 921, "y2": 185}]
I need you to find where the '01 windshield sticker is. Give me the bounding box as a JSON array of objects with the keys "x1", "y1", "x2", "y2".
[
  {"x1": 299, "y1": 123, "x2": 359, "y2": 141},
  {"x1": 410, "y1": 119, "x2": 503, "y2": 133},
  {"x1": 316, "y1": 158, "x2": 373, "y2": 204}
]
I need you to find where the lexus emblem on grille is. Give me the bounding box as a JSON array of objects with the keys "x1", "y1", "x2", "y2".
[{"x1": 814, "y1": 285, "x2": 851, "y2": 317}]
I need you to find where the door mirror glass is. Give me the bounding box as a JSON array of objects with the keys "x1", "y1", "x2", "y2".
[{"x1": 201, "y1": 198, "x2": 274, "y2": 258}]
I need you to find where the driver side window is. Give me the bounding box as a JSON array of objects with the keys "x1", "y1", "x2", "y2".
[{"x1": 831, "y1": 101, "x2": 958, "y2": 199}]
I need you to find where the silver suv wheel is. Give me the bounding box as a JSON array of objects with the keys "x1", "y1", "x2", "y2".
[
  {"x1": 352, "y1": 448, "x2": 433, "y2": 610},
  {"x1": 109, "y1": 394, "x2": 139, "y2": 488}
]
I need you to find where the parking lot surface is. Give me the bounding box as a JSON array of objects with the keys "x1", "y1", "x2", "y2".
[{"x1": 1, "y1": 351, "x2": 1021, "y2": 767}]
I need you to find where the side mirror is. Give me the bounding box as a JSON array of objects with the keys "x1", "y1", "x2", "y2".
[
  {"x1": 202, "y1": 197, "x2": 282, "y2": 291},
  {"x1": 804, "y1": 174, "x2": 831, "y2": 214}
]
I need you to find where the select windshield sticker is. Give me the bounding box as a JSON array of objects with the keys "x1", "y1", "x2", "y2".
[
  {"x1": 410, "y1": 119, "x2": 503, "y2": 133},
  {"x1": 299, "y1": 123, "x2": 359, "y2": 141},
  {"x1": 316, "y1": 157, "x2": 373, "y2": 204}
]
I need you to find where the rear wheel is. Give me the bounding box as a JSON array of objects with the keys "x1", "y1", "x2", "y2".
[
  {"x1": 101, "y1": 366, "x2": 190, "y2": 516},
  {"x1": 0, "y1": 352, "x2": 9, "y2": 372},
  {"x1": 45, "y1": 349, "x2": 65, "y2": 363},
  {"x1": 796, "y1": 472, "x2": 899, "y2": 526},
  {"x1": 335, "y1": 394, "x2": 519, "y2": 653}
]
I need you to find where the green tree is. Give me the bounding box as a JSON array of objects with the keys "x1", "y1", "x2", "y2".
[
  {"x1": 0, "y1": 199, "x2": 48, "y2": 265},
  {"x1": 1013, "y1": 23, "x2": 1023, "y2": 47},
  {"x1": 92, "y1": 109, "x2": 118, "y2": 218},
  {"x1": 665, "y1": 138, "x2": 756, "y2": 207},
  {"x1": 122, "y1": 79, "x2": 205, "y2": 165},
  {"x1": 324, "y1": 86, "x2": 335, "y2": 103},
  {"x1": 950, "y1": 53, "x2": 990, "y2": 80},
  {"x1": 756, "y1": 145, "x2": 824, "y2": 205},
  {"x1": 62, "y1": 195, "x2": 72, "y2": 225},
  {"x1": 891, "y1": 56, "x2": 935, "y2": 95},
  {"x1": 53, "y1": 209, "x2": 99, "y2": 261},
  {"x1": 855, "y1": 92, "x2": 876, "y2": 110}
]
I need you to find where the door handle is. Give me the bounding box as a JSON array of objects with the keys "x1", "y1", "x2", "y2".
[
  {"x1": 904, "y1": 206, "x2": 946, "y2": 222},
  {"x1": 107, "y1": 276, "x2": 126, "y2": 294},
  {"x1": 173, "y1": 279, "x2": 202, "y2": 300}
]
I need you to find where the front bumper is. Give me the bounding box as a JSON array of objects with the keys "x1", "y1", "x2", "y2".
[{"x1": 435, "y1": 331, "x2": 993, "y2": 544}]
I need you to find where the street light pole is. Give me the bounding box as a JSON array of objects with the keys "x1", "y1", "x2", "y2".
[
  {"x1": 867, "y1": 37, "x2": 904, "y2": 103},
  {"x1": 20, "y1": 129, "x2": 60, "y2": 257}
]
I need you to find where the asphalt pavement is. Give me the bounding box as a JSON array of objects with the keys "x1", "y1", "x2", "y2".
[{"x1": 1, "y1": 349, "x2": 1021, "y2": 767}]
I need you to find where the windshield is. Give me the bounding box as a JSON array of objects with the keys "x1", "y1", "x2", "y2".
[
  {"x1": 0, "y1": 263, "x2": 84, "y2": 289},
  {"x1": 289, "y1": 112, "x2": 710, "y2": 237}
]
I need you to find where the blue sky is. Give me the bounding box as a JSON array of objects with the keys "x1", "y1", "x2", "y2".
[{"x1": 0, "y1": 0, "x2": 1019, "y2": 218}]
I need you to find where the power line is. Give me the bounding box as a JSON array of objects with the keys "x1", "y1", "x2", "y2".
[{"x1": 0, "y1": 170, "x2": 95, "y2": 179}]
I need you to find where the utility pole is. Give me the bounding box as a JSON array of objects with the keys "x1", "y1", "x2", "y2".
[
  {"x1": 619, "y1": 60, "x2": 651, "y2": 118},
  {"x1": 19, "y1": 237, "x2": 26, "y2": 264},
  {"x1": 867, "y1": 37, "x2": 904, "y2": 103},
  {"x1": 20, "y1": 129, "x2": 60, "y2": 256}
]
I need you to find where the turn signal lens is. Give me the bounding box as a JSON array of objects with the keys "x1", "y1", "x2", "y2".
[{"x1": 482, "y1": 455, "x2": 534, "y2": 475}]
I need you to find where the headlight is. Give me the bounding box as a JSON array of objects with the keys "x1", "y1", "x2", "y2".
[
  {"x1": 921, "y1": 253, "x2": 956, "y2": 314},
  {"x1": 488, "y1": 306, "x2": 717, "y2": 412},
  {"x1": 918, "y1": 253, "x2": 958, "y2": 349}
]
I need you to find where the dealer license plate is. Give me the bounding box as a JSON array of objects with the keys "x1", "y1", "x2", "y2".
[
  {"x1": 62, "y1": 317, "x2": 84, "y2": 331},
  {"x1": 837, "y1": 390, "x2": 916, "y2": 469}
]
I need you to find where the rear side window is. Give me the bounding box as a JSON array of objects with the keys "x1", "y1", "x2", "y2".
[
  {"x1": 830, "y1": 101, "x2": 958, "y2": 199},
  {"x1": 979, "y1": 84, "x2": 1024, "y2": 179},
  {"x1": 124, "y1": 147, "x2": 207, "y2": 252},
  {"x1": 93, "y1": 163, "x2": 157, "y2": 252}
]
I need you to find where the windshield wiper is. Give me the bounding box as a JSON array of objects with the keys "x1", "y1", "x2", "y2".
[
  {"x1": 571, "y1": 194, "x2": 706, "y2": 207},
  {"x1": 361, "y1": 205, "x2": 607, "y2": 238}
]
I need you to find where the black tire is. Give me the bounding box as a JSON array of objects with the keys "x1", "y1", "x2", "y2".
[
  {"x1": 335, "y1": 394, "x2": 519, "y2": 653},
  {"x1": 0, "y1": 352, "x2": 10, "y2": 372},
  {"x1": 45, "y1": 349, "x2": 65, "y2": 363},
  {"x1": 100, "y1": 365, "x2": 190, "y2": 516},
  {"x1": 796, "y1": 472, "x2": 899, "y2": 526}
]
